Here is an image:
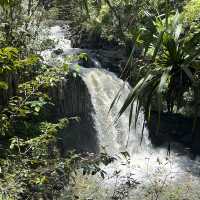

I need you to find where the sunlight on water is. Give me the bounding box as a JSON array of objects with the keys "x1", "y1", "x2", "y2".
[
  {"x1": 41, "y1": 25, "x2": 72, "y2": 65},
  {"x1": 82, "y1": 68, "x2": 200, "y2": 184},
  {"x1": 43, "y1": 24, "x2": 200, "y2": 200}
]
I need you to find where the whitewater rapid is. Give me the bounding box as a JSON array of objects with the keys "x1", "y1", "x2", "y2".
[{"x1": 42, "y1": 25, "x2": 200, "y2": 200}]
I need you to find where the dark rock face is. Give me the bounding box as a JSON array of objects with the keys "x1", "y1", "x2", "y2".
[
  {"x1": 48, "y1": 74, "x2": 99, "y2": 155},
  {"x1": 53, "y1": 48, "x2": 64, "y2": 55},
  {"x1": 40, "y1": 0, "x2": 53, "y2": 9},
  {"x1": 148, "y1": 111, "x2": 200, "y2": 154},
  {"x1": 69, "y1": 28, "x2": 128, "y2": 75},
  {"x1": 71, "y1": 29, "x2": 119, "y2": 50},
  {"x1": 88, "y1": 49, "x2": 127, "y2": 75},
  {"x1": 77, "y1": 49, "x2": 127, "y2": 76}
]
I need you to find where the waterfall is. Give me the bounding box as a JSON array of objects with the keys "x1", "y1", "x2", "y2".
[
  {"x1": 42, "y1": 25, "x2": 200, "y2": 199},
  {"x1": 81, "y1": 67, "x2": 151, "y2": 154},
  {"x1": 81, "y1": 67, "x2": 200, "y2": 182},
  {"x1": 41, "y1": 25, "x2": 152, "y2": 155}
]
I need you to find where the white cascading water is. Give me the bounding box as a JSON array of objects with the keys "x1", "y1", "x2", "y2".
[
  {"x1": 42, "y1": 25, "x2": 200, "y2": 199},
  {"x1": 82, "y1": 67, "x2": 200, "y2": 183}
]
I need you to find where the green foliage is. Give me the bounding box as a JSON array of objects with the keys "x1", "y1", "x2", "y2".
[
  {"x1": 0, "y1": 37, "x2": 75, "y2": 198},
  {"x1": 0, "y1": 47, "x2": 20, "y2": 74},
  {"x1": 0, "y1": 47, "x2": 41, "y2": 90},
  {"x1": 0, "y1": 0, "x2": 45, "y2": 52},
  {"x1": 182, "y1": 0, "x2": 200, "y2": 23},
  {"x1": 1, "y1": 0, "x2": 199, "y2": 199},
  {"x1": 111, "y1": 9, "x2": 200, "y2": 133},
  {"x1": 0, "y1": 0, "x2": 118, "y2": 199},
  {"x1": 0, "y1": 47, "x2": 113, "y2": 198},
  {"x1": 69, "y1": 0, "x2": 187, "y2": 51}
]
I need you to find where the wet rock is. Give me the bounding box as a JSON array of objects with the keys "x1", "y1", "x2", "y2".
[
  {"x1": 74, "y1": 48, "x2": 127, "y2": 74},
  {"x1": 89, "y1": 49, "x2": 127, "y2": 74},
  {"x1": 148, "y1": 111, "x2": 200, "y2": 153},
  {"x1": 71, "y1": 28, "x2": 119, "y2": 50},
  {"x1": 78, "y1": 54, "x2": 102, "y2": 69},
  {"x1": 69, "y1": 28, "x2": 127, "y2": 74},
  {"x1": 179, "y1": 134, "x2": 193, "y2": 145},
  {"x1": 48, "y1": 73, "x2": 99, "y2": 155},
  {"x1": 53, "y1": 48, "x2": 64, "y2": 55}
]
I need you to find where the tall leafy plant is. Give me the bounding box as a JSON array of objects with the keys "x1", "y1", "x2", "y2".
[
  {"x1": 111, "y1": 11, "x2": 200, "y2": 132},
  {"x1": 0, "y1": 0, "x2": 44, "y2": 52}
]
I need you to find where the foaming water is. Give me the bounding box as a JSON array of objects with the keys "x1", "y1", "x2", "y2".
[
  {"x1": 45, "y1": 25, "x2": 71, "y2": 50},
  {"x1": 41, "y1": 25, "x2": 74, "y2": 65},
  {"x1": 43, "y1": 24, "x2": 200, "y2": 199},
  {"x1": 81, "y1": 68, "x2": 200, "y2": 186}
]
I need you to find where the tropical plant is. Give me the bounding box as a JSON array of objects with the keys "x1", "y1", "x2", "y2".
[{"x1": 111, "y1": 10, "x2": 200, "y2": 133}]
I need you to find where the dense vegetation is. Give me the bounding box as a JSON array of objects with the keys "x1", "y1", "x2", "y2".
[
  {"x1": 0, "y1": 0, "x2": 199, "y2": 199},
  {"x1": 0, "y1": 1, "x2": 111, "y2": 199},
  {"x1": 67, "y1": 0, "x2": 200, "y2": 144}
]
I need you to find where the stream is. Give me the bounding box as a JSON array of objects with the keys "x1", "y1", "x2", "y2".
[{"x1": 41, "y1": 24, "x2": 200, "y2": 200}]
